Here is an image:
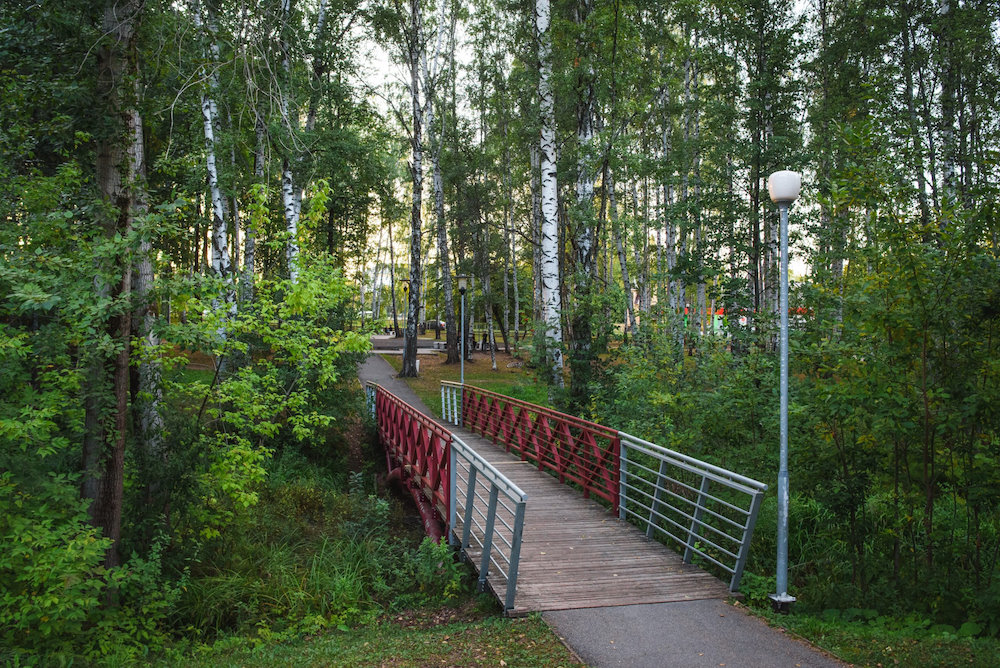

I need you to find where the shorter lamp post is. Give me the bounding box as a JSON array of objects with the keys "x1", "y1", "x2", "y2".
[
  {"x1": 767, "y1": 169, "x2": 801, "y2": 613},
  {"x1": 457, "y1": 276, "x2": 468, "y2": 387}
]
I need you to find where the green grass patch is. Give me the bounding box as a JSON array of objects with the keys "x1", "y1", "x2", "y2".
[
  {"x1": 165, "y1": 613, "x2": 581, "y2": 667},
  {"x1": 382, "y1": 352, "x2": 548, "y2": 418},
  {"x1": 164, "y1": 366, "x2": 216, "y2": 385},
  {"x1": 742, "y1": 603, "x2": 1000, "y2": 667}
]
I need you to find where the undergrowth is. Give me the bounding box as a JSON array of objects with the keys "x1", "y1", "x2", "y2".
[{"x1": 171, "y1": 446, "x2": 471, "y2": 642}]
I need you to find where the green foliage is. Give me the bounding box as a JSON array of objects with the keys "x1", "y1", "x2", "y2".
[
  {"x1": 411, "y1": 538, "x2": 465, "y2": 603},
  {"x1": 0, "y1": 473, "x2": 108, "y2": 653},
  {"x1": 592, "y1": 143, "x2": 1000, "y2": 633},
  {"x1": 173, "y1": 448, "x2": 471, "y2": 641}
]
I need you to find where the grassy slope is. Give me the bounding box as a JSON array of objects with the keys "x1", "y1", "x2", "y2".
[{"x1": 169, "y1": 614, "x2": 581, "y2": 667}]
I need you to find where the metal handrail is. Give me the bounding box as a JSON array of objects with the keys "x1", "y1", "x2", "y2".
[
  {"x1": 444, "y1": 381, "x2": 619, "y2": 511},
  {"x1": 450, "y1": 434, "x2": 527, "y2": 614},
  {"x1": 441, "y1": 381, "x2": 765, "y2": 594},
  {"x1": 618, "y1": 432, "x2": 766, "y2": 592}
]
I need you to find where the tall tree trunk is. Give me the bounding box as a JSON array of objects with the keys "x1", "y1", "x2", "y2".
[
  {"x1": 608, "y1": 169, "x2": 637, "y2": 337},
  {"x1": 280, "y1": 0, "x2": 300, "y2": 283},
  {"x1": 243, "y1": 107, "x2": 266, "y2": 303},
  {"x1": 537, "y1": 0, "x2": 563, "y2": 384},
  {"x1": 504, "y1": 143, "x2": 519, "y2": 352},
  {"x1": 692, "y1": 30, "x2": 705, "y2": 336},
  {"x1": 936, "y1": 0, "x2": 958, "y2": 207},
  {"x1": 425, "y1": 1, "x2": 458, "y2": 364},
  {"x1": 192, "y1": 0, "x2": 235, "y2": 365},
  {"x1": 85, "y1": 0, "x2": 144, "y2": 570},
  {"x1": 388, "y1": 216, "x2": 400, "y2": 336},
  {"x1": 569, "y1": 0, "x2": 597, "y2": 401},
  {"x1": 400, "y1": 0, "x2": 424, "y2": 377},
  {"x1": 530, "y1": 142, "x2": 543, "y2": 327},
  {"x1": 131, "y1": 88, "x2": 164, "y2": 469}
]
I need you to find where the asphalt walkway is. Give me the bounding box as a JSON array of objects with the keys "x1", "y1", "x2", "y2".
[{"x1": 357, "y1": 353, "x2": 846, "y2": 668}]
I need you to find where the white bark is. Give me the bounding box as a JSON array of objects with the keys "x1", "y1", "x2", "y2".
[
  {"x1": 537, "y1": 0, "x2": 563, "y2": 383},
  {"x1": 130, "y1": 89, "x2": 164, "y2": 460},
  {"x1": 530, "y1": 142, "x2": 542, "y2": 324},
  {"x1": 192, "y1": 1, "x2": 235, "y2": 314},
  {"x1": 280, "y1": 0, "x2": 300, "y2": 283}
]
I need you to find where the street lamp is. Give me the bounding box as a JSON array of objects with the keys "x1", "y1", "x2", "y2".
[
  {"x1": 457, "y1": 276, "x2": 468, "y2": 388},
  {"x1": 767, "y1": 169, "x2": 800, "y2": 613}
]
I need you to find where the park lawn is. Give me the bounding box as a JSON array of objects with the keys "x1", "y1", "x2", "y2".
[
  {"x1": 749, "y1": 605, "x2": 1000, "y2": 668},
  {"x1": 169, "y1": 613, "x2": 582, "y2": 667},
  {"x1": 382, "y1": 351, "x2": 548, "y2": 417}
]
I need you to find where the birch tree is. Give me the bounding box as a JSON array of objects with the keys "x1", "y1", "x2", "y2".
[
  {"x1": 399, "y1": 0, "x2": 425, "y2": 378},
  {"x1": 536, "y1": 0, "x2": 563, "y2": 384}
]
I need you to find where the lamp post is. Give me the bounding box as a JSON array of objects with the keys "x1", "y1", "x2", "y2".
[
  {"x1": 457, "y1": 276, "x2": 468, "y2": 387},
  {"x1": 767, "y1": 170, "x2": 801, "y2": 613}
]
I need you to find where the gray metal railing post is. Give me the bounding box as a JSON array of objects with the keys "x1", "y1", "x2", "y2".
[
  {"x1": 478, "y1": 485, "x2": 500, "y2": 590},
  {"x1": 448, "y1": 443, "x2": 457, "y2": 546},
  {"x1": 366, "y1": 383, "x2": 376, "y2": 418},
  {"x1": 646, "y1": 458, "x2": 670, "y2": 538},
  {"x1": 731, "y1": 489, "x2": 765, "y2": 592},
  {"x1": 504, "y1": 501, "x2": 526, "y2": 612},
  {"x1": 683, "y1": 475, "x2": 711, "y2": 563},
  {"x1": 619, "y1": 441, "x2": 629, "y2": 521},
  {"x1": 461, "y1": 467, "x2": 478, "y2": 549}
]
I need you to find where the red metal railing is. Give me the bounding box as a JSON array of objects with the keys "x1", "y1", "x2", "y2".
[
  {"x1": 373, "y1": 383, "x2": 451, "y2": 540},
  {"x1": 460, "y1": 385, "x2": 620, "y2": 512}
]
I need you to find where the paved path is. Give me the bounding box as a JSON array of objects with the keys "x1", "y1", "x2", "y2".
[{"x1": 357, "y1": 354, "x2": 845, "y2": 668}]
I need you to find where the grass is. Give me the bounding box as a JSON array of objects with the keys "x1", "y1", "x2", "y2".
[
  {"x1": 746, "y1": 604, "x2": 1000, "y2": 667},
  {"x1": 382, "y1": 351, "x2": 548, "y2": 417},
  {"x1": 166, "y1": 612, "x2": 582, "y2": 667}
]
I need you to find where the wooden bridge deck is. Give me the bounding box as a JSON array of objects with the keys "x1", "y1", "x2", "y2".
[{"x1": 448, "y1": 423, "x2": 732, "y2": 615}]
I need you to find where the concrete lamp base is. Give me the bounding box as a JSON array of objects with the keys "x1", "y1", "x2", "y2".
[{"x1": 768, "y1": 593, "x2": 796, "y2": 614}]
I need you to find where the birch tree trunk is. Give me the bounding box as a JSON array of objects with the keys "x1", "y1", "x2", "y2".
[
  {"x1": 425, "y1": 0, "x2": 458, "y2": 364},
  {"x1": 280, "y1": 0, "x2": 300, "y2": 283},
  {"x1": 608, "y1": 170, "x2": 637, "y2": 337},
  {"x1": 131, "y1": 91, "x2": 164, "y2": 467},
  {"x1": 530, "y1": 142, "x2": 543, "y2": 327},
  {"x1": 192, "y1": 1, "x2": 236, "y2": 368},
  {"x1": 242, "y1": 107, "x2": 265, "y2": 303},
  {"x1": 400, "y1": 0, "x2": 424, "y2": 377},
  {"x1": 536, "y1": 0, "x2": 563, "y2": 384},
  {"x1": 692, "y1": 30, "x2": 705, "y2": 336},
  {"x1": 503, "y1": 142, "x2": 518, "y2": 353}
]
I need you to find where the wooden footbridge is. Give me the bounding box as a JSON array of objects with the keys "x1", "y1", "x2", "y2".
[{"x1": 364, "y1": 374, "x2": 767, "y2": 617}]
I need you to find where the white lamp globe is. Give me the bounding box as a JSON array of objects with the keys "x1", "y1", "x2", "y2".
[{"x1": 767, "y1": 170, "x2": 801, "y2": 204}]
